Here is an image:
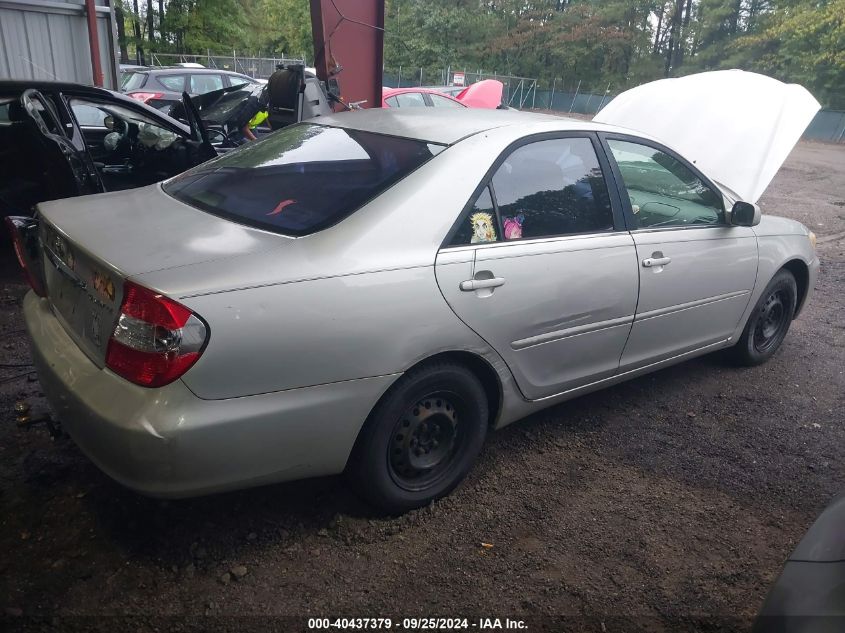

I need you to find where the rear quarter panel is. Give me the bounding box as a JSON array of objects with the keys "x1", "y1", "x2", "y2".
[{"x1": 177, "y1": 266, "x2": 499, "y2": 400}]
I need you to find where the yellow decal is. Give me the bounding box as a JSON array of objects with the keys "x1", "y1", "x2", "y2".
[
  {"x1": 470, "y1": 212, "x2": 496, "y2": 243},
  {"x1": 92, "y1": 271, "x2": 115, "y2": 302}
]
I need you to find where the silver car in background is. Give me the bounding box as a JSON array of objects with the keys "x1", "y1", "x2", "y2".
[{"x1": 11, "y1": 102, "x2": 818, "y2": 513}]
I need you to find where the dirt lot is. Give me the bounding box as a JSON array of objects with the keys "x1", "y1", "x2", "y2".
[{"x1": 1, "y1": 142, "x2": 844, "y2": 632}]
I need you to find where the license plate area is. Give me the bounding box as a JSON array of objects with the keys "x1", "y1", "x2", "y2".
[{"x1": 41, "y1": 223, "x2": 121, "y2": 366}]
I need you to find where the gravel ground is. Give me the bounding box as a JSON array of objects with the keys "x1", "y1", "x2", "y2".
[{"x1": 1, "y1": 141, "x2": 843, "y2": 632}]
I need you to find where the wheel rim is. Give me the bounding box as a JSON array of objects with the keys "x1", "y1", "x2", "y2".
[
  {"x1": 388, "y1": 391, "x2": 464, "y2": 491},
  {"x1": 753, "y1": 289, "x2": 790, "y2": 353}
]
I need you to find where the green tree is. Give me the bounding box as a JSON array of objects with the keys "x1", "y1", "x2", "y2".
[{"x1": 729, "y1": 0, "x2": 845, "y2": 107}]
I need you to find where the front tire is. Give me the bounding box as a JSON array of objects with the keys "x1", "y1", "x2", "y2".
[
  {"x1": 347, "y1": 362, "x2": 489, "y2": 514},
  {"x1": 730, "y1": 269, "x2": 797, "y2": 366}
]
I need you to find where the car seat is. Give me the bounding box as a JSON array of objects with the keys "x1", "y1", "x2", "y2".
[{"x1": 267, "y1": 66, "x2": 304, "y2": 130}]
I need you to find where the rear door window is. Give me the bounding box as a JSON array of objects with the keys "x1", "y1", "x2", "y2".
[
  {"x1": 430, "y1": 93, "x2": 464, "y2": 108},
  {"x1": 448, "y1": 136, "x2": 614, "y2": 245},
  {"x1": 227, "y1": 74, "x2": 256, "y2": 87},
  {"x1": 394, "y1": 92, "x2": 427, "y2": 108},
  {"x1": 163, "y1": 123, "x2": 444, "y2": 236},
  {"x1": 157, "y1": 75, "x2": 186, "y2": 91},
  {"x1": 190, "y1": 74, "x2": 224, "y2": 94},
  {"x1": 491, "y1": 138, "x2": 614, "y2": 239}
]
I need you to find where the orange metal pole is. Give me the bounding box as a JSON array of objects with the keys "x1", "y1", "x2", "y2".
[
  {"x1": 85, "y1": 0, "x2": 105, "y2": 87},
  {"x1": 309, "y1": 0, "x2": 384, "y2": 110}
]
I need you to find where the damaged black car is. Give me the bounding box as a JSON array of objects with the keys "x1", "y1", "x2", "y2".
[
  {"x1": 1, "y1": 67, "x2": 333, "y2": 226},
  {"x1": 0, "y1": 80, "x2": 216, "y2": 223}
]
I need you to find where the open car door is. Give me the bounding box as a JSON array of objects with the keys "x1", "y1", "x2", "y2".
[
  {"x1": 1, "y1": 89, "x2": 104, "y2": 222},
  {"x1": 594, "y1": 70, "x2": 821, "y2": 203},
  {"x1": 180, "y1": 90, "x2": 217, "y2": 163},
  {"x1": 173, "y1": 84, "x2": 272, "y2": 147}
]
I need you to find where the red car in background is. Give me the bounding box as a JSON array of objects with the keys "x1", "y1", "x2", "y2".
[{"x1": 382, "y1": 79, "x2": 504, "y2": 109}]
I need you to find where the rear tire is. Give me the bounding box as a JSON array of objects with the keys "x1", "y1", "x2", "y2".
[
  {"x1": 730, "y1": 269, "x2": 797, "y2": 366},
  {"x1": 347, "y1": 362, "x2": 488, "y2": 514}
]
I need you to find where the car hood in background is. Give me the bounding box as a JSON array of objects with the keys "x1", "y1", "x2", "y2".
[
  {"x1": 457, "y1": 80, "x2": 504, "y2": 109},
  {"x1": 594, "y1": 70, "x2": 821, "y2": 203}
]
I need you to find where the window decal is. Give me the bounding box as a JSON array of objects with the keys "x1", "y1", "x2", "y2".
[
  {"x1": 503, "y1": 213, "x2": 524, "y2": 240},
  {"x1": 470, "y1": 212, "x2": 497, "y2": 243}
]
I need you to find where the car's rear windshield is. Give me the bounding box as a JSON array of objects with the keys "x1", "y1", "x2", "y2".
[{"x1": 163, "y1": 123, "x2": 444, "y2": 236}]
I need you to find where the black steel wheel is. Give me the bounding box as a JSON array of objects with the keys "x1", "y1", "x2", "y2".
[
  {"x1": 388, "y1": 391, "x2": 466, "y2": 491},
  {"x1": 348, "y1": 362, "x2": 489, "y2": 514},
  {"x1": 752, "y1": 288, "x2": 791, "y2": 354},
  {"x1": 731, "y1": 269, "x2": 797, "y2": 366}
]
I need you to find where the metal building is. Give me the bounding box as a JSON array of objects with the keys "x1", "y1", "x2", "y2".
[{"x1": 0, "y1": 0, "x2": 119, "y2": 89}]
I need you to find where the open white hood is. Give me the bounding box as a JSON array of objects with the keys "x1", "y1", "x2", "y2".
[{"x1": 594, "y1": 70, "x2": 821, "y2": 203}]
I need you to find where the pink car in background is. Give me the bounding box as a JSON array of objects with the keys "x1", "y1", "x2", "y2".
[{"x1": 382, "y1": 79, "x2": 504, "y2": 109}]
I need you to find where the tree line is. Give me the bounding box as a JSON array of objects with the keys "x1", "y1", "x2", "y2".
[{"x1": 116, "y1": 0, "x2": 844, "y2": 108}]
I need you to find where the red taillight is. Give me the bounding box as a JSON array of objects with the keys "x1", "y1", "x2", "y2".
[
  {"x1": 4, "y1": 216, "x2": 46, "y2": 297},
  {"x1": 105, "y1": 281, "x2": 208, "y2": 387},
  {"x1": 127, "y1": 91, "x2": 164, "y2": 103}
]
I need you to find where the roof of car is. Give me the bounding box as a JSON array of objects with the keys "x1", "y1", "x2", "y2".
[
  {"x1": 420, "y1": 85, "x2": 464, "y2": 94},
  {"x1": 382, "y1": 86, "x2": 457, "y2": 96},
  {"x1": 0, "y1": 79, "x2": 190, "y2": 133},
  {"x1": 316, "y1": 108, "x2": 612, "y2": 145},
  {"x1": 0, "y1": 79, "x2": 120, "y2": 97},
  {"x1": 142, "y1": 67, "x2": 250, "y2": 75}
]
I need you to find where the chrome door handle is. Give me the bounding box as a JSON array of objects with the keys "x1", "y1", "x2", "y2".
[
  {"x1": 460, "y1": 277, "x2": 506, "y2": 291},
  {"x1": 642, "y1": 256, "x2": 671, "y2": 268}
]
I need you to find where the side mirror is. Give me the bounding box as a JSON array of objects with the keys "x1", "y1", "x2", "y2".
[{"x1": 730, "y1": 201, "x2": 761, "y2": 227}]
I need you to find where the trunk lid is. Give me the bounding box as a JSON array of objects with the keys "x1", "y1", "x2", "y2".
[
  {"x1": 456, "y1": 79, "x2": 505, "y2": 109},
  {"x1": 593, "y1": 70, "x2": 821, "y2": 203},
  {"x1": 39, "y1": 219, "x2": 124, "y2": 367},
  {"x1": 36, "y1": 184, "x2": 287, "y2": 365}
]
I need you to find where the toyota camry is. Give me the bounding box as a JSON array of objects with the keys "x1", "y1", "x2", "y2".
[{"x1": 9, "y1": 71, "x2": 821, "y2": 513}]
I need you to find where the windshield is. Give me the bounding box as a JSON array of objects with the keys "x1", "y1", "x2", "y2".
[{"x1": 163, "y1": 124, "x2": 444, "y2": 236}]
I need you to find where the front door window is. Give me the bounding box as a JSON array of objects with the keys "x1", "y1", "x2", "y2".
[{"x1": 607, "y1": 139, "x2": 724, "y2": 228}]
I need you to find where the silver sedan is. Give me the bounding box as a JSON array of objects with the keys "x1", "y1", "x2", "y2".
[{"x1": 11, "y1": 106, "x2": 818, "y2": 513}]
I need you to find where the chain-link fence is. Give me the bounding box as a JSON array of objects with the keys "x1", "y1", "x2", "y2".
[
  {"x1": 384, "y1": 67, "x2": 541, "y2": 109},
  {"x1": 143, "y1": 56, "x2": 842, "y2": 141},
  {"x1": 531, "y1": 78, "x2": 616, "y2": 115},
  {"x1": 384, "y1": 68, "x2": 615, "y2": 114},
  {"x1": 148, "y1": 52, "x2": 306, "y2": 79},
  {"x1": 805, "y1": 110, "x2": 845, "y2": 143},
  {"x1": 385, "y1": 66, "x2": 842, "y2": 140}
]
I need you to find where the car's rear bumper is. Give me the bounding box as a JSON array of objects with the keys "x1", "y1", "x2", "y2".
[{"x1": 23, "y1": 292, "x2": 396, "y2": 498}]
